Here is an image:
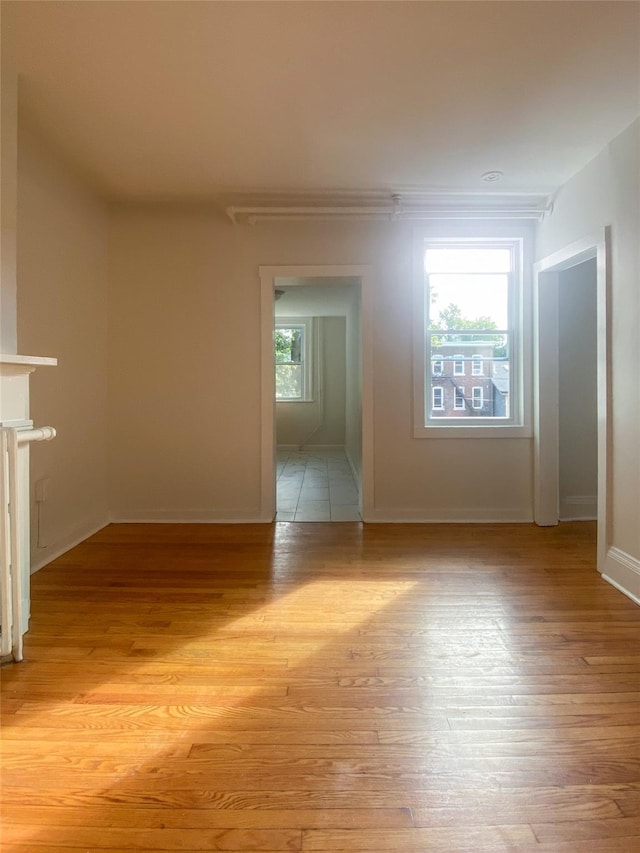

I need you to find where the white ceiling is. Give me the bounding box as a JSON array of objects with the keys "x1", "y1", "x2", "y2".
[
  {"x1": 274, "y1": 279, "x2": 360, "y2": 318},
  {"x1": 5, "y1": 1, "x2": 639, "y2": 203}
]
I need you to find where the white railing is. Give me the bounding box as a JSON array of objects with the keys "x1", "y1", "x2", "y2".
[{"x1": 1, "y1": 426, "x2": 56, "y2": 662}]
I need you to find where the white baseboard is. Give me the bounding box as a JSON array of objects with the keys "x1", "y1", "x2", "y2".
[
  {"x1": 559, "y1": 495, "x2": 597, "y2": 521},
  {"x1": 344, "y1": 446, "x2": 362, "y2": 490},
  {"x1": 30, "y1": 516, "x2": 111, "y2": 573},
  {"x1": 602, "y1": 546, "x2": 640, "y2": 605},
  {"x1": 364, "y1": 508, "x2": 533, "y2": 523},
  {"x1": 110, "y1": 510, "x2": 272, "y2": 523}
]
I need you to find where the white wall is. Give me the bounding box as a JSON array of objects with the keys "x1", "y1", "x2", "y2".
[
  {"x1": 17, "y1": 127, "x2": 110, "y2": 567},
  {"x1": 1, "y1": 50, "x2": 18, "y2": 354},
  {"x1": 558, "y1": 260, "x2": 597, "y2": 520},
  {"x1": 109, "y1": 210, "x2": 534, "y2": 521},
  {"x1": 537, "y1": 119, "x2": 640, "y2": 599},
  {"x1": 276, "y1": 317, "x2": 346, "y2": 448}
]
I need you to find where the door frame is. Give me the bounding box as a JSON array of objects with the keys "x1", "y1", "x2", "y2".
[
  {"x1": 533, "y1": 228, "x2": 611, "y2": 571},
  {"x1": 259, "y1": 264, "x2": 374, "y2": 521}
]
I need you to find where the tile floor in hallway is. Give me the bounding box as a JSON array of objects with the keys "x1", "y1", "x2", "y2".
[{"x1": 276, "y1": 447, "x2": 361, "y2": 521}]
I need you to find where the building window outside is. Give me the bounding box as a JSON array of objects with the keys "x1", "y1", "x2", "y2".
[
  {"x1": 416, "y1": 237, "x2": 525, "y2": 432},
  {"x1": 432, "y1": 386, "x2": 444, "y2": 409}
]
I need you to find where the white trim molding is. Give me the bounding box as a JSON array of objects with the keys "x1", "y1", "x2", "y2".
[
  {"x1": 603, "y1": 547, "x2": 640, "y2": 605},
  {"x1": 344, "y1": 445, "x2": 362, "y2": 491},
  {"x1": 365, "y1": 508, "x2": 533, "y2": 523},
  {"x1": 227, "y1": 192, "x2": 552, "y2": 225},
  {"x1": 111, "y1": 511, "x2": 272, "y2": 524},
  {"x1": 558, "y1": 495, "x2": 597, "y2": 522}
]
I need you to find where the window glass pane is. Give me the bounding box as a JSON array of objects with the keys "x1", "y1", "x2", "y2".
[
  {"x1": 275, "y1": 327, "x2": 303, "y2": 364},
  {"x1": 275, "y1": 324, "x2": 306, "y2": 399},
  {"x1": 275, "y1": 364, "x2": 303, "y2": 399},
  {"x1": 428, "y1": 273, "x2": 508, "y2": 328},
  {"x1": 425, "y1": 248, "x2": 511, "y2": 274},
  {"x1": 427, "y1": 335, "x2": 510, "y2": 420}
]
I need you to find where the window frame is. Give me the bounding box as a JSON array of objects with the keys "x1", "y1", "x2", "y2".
[
  {"x1": 471, "y1": 354, "x2": 483, "y2": 376},
  {"x1": 432, "y1": 386, "x2": 444, "y2": 410},
  {"x1": 413, "y1": 232, "x2": 532, "y2": 438},
  {"x1": 472, "y1": 386, "x2": 483, "y2": 409},
  {"x1": 274, "y1": 316, "x2": 314, "y2": 402},
  {"x1": 454, "y1": 387, "x2": 466, "y2": 410}
]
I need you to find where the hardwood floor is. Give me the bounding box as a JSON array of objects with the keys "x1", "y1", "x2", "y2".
[{"x1": 1, "y1": 521, "x2": 639, "y2": 852}]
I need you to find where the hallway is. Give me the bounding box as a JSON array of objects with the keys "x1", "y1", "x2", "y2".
[{"x1": 276, "y1": 448, "x2": 360, "y2": 521}]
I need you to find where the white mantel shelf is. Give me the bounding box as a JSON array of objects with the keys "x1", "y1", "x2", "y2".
[
  {"x1": 0, "y1": 354, "x2": 57, "y2": 429},
  {"x1": 1, "y1": 354, "x2": 58, "y2": 367}
]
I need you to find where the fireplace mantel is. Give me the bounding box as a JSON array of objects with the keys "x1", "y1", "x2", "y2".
[{"x1": 1, "y1": 353, "x2": 57, "y2": 661}]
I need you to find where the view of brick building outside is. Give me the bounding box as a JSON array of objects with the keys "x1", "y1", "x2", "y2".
[{"x1": 430, "y1": 341, "x2": 509, "y2": 418}]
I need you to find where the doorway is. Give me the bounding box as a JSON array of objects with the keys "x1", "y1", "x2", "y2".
[
  {"x1": 259, "y1": 265, "x2": 374, "y2": 522},
  {"x1": 558, "y1": 259, "x2": 598, "y2": 522},
  {"x1": 274, "y1": 285, "x2": 357, "y2": 520},
  {"x1": 533, "y1": 229, "x2": 610, "y2": 571}
]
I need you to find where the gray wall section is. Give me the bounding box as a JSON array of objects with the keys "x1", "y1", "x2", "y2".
[
  {"x1": 558, "y1": 259, "x2": 598, "y2": 519},
  {"x1": 344, "y1": 288, "x2": 362, "y2": 484}
]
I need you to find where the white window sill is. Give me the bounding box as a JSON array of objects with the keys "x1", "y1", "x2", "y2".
[{"x1": 414, "y1": 423, "x2": 532, "y2": 439}]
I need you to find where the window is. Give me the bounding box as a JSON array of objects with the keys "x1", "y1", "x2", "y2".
[
  {"x1": 275, "y1": 318, "x2": 313, "y2": 400},
  {"x1": 275, "y1": 325, "x2": 304, "y2": 399},
  {"x1": 414, "y1": 236, "x2": 528, "y2": 435},
  {"x1": 432, "y1": 386, "x2": 444, "y2": 409}
]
